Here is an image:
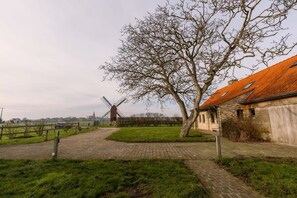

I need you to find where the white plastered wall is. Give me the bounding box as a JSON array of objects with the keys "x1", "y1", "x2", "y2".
[
  {"x1": 196, "y1": 111, "x2": 219, "y2": 131},
  {"x1": 268, "y1": 104, "x2": 297, "y2": 145}
]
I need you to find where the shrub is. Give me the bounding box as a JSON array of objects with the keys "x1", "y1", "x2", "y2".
[{"x1": 221, "y1": 118, "x2": 270, "y2": 142}]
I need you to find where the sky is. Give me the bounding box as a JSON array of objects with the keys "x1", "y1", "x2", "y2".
[{"x1": 0, "y1": 0, "x2": 296, "y2": 120}]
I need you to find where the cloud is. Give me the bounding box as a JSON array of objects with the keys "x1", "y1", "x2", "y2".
[{"x1": 0, "y1": 0, "x2": 296, "y2": 120}]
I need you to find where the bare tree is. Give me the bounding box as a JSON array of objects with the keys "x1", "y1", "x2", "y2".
[{"x1": 100, "y1": 0, "x2": 297, "y2": 137}]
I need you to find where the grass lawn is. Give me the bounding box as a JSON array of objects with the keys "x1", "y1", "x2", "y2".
[
  {"x1": 0, "y1": 159, "x2": 208, "y2": 198},
  {"x1": 0, "y1": 128, "x2": 95, "y2": 145},
  {"x1": 107, "y1": 127, "x2": 215, "y2": 142},
  {"x1": 217, "y1": 157, "x2": 297, "y2": 197}
]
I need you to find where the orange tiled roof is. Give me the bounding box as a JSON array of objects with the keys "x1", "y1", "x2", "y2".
[{"x1": 201, "y1": 55, "x2": 297, "y2": 108}]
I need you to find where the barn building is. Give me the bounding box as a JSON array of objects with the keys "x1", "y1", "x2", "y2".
[{"x1": 195, "y1": 55, "x2": 297, "y2": 145}]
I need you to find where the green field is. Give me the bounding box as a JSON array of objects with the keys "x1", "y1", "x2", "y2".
[
  {"x1": 0, "y1": 128, "x2": 95, "y2": 145},
  {"x1": 0, "y1": 159, "x2": 208, "y2": 198},
  {"x1": 107, "y1": 127, "x2": 215, "y2": 142},
  {"x1": 217, "y1": 157, "x2": 297, "y2": 197}
]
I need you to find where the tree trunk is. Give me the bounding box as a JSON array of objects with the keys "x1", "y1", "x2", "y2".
[{"x1": 179, "y1": 112, "x2": 199, "y2": 137}]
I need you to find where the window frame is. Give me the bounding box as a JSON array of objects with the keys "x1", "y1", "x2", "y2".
[
  {"x1": 249, "y1": 108, "x2": 256, "y2": 118},
  {"x1": 221, "y1": 91, "x2": 229, "y2": 97},
  {"x1": 289, "y1": 61, "x2": 297, "y2": 68},
  {"x1": 210, "y1": 112, "x2": 216, "y2": 123},
  {"x1": 236, "y1": 109, "x2": 244, "y2": 119},
  {"x1": 243, "y1": 82, "x2": 254, "y2": 90}
]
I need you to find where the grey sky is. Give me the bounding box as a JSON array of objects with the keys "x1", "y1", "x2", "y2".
[{"x1": 0, "y1": 0, "x2": 296, "y2": 120}]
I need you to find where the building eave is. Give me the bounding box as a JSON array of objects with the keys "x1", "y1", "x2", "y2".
[
  {"x1": 240, "y1": 91, "x2": 297, "y2": 105},
  {"x1": 199, "y1": 105, "x2": 219, "y2": 111}
]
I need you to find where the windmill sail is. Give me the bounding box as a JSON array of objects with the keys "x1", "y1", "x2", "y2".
[
  {"x1": 115, "y1": 98, "x2": 126, "y2": 107},
  {"x1": 101, "y1": 96, "x2": 112, "y2": 107},
  {"x1": 117, "y1": 109, "x2": 124, "y2": 117},
  {"x1": 101, "y1": 96, "x2": 126, "y2": 122},
  {"x1": 101, "y1": 110, "x2": 111, "y2": 118}
]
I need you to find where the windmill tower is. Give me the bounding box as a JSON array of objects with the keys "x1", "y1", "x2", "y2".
[{"x1": 101, "y1": 97, "x2": 126, "y2": 122}]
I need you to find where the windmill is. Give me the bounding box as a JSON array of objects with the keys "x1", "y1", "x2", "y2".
[{"x1": 101, "y1": 96, "x2": 126, "y2": 122}]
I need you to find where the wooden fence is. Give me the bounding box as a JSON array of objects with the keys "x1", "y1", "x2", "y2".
[
  {"x1": 116, "y1": 117, "x2": 183, "y2": 127},
  {"x1": 0, "y1": 122, "x2": 80, "y2": 140}
]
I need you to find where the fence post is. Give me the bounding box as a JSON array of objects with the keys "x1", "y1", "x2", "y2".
[
  {"x1": 216, "y1": 135, "x2": 222, "y2": 160},
  {"x1": 0, "y1": 126, "x2": 3, "y2": 140},
  {"x1": 52, "y1": 131, "x2": 60, "y2": 160},
  {"x1": 45, "y1": 130, "x2": 49, "y2": 141},
  {"x1": 24, "y1": 124, "x2": 29, "y2": 138}
]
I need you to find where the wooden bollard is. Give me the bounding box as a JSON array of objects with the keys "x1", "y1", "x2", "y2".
[
  {"x1": 216, "y1": 135, "x2": 222, "y2": 160},
  {"x1": 45, "y1": 130, "x2": 49, "y2": 141},
  {"x1": 52, "y1": 131, "x2": 60, "y2": 160},
  {"x1": 0, "y1": 126, "x2": 3, "y2": 140}
]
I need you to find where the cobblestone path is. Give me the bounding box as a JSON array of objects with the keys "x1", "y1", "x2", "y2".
[
  {"x1": 185, "y1": 160, "x2": 263, "y2": 198},
  {"x1": 1, "y1": 128, "x2": 296, "y2": 197}
]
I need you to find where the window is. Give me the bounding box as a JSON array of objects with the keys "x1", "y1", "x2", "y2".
[
  {"x1": 289, "y1": 61, "x2": 297, "y2": 68},
  {"x1": 221, "y1": 91, "x2": 229, "y2": 97},
  {"x1": 202, "y1": 114, "x2": 205, "y2": 123},
  {"x1": 211, "y1": 112, "x2": 216, "y2": 123},
  {"x1": 237, "y1": 109, "x2": 244, "y2": 119},
  {"x1": 249, "y1": 108, "x2": 256, "y2": 117},
  {"x1": 243, "y1": 82, "x2": 254, "y2": 90}
]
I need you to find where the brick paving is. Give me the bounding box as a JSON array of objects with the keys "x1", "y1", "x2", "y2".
[
  {"x1": 185, "y1": 160, "x2": 263, "y2": 198},
  {"x1": 1, "y1": 128, "x2": 297, "y2": 197}
]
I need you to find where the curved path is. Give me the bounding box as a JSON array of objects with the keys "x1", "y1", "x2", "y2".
[
  {"x1": 0, "y1": 128, "x2": 296, "y2": 160},
  {"x1": 1, "y1": 128, "x2": 297, "y2": 198}
]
